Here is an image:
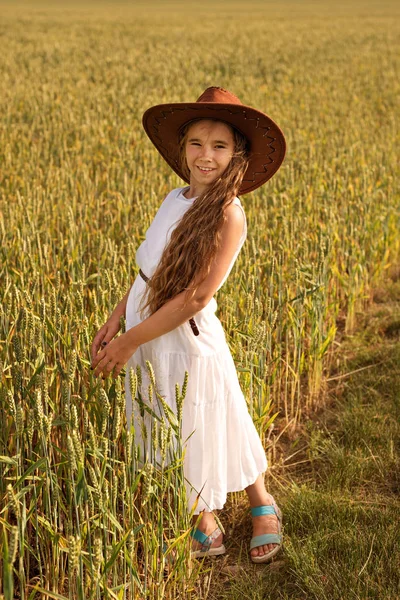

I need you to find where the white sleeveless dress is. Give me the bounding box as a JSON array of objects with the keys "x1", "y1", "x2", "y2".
[{"x1": 124, "y1": 186, "x2": 268, "y2": 514}]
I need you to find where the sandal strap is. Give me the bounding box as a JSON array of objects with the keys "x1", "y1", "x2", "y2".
[
  {"x1": 191, "y1": 527, "x2": 209, "y2": 545},
  {"x1": 250, "y1": 533, "x2": 282, "y2": 549},
  {"x1": 191, "y1": 526, "x2": 222, "y2": 549},
  {"x1": 251, "y1": 505, "x2": 277, "y2": 517}
]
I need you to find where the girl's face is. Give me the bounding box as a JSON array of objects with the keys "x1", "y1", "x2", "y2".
[{"x1": 184, "y1": 119, "x2": 235, "y2": 196}]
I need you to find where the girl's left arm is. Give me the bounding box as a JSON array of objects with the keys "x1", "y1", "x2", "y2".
[
  {"x1": 91, "y1": 203, "x2": 245, "y2": 379},
  {"x1": 90, "y1": 288, "x2": 131, "y2": 362}
]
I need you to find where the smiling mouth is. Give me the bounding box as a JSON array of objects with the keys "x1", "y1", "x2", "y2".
[{"x1": 197, "y1": 166, "x2": 215, "y2": 174}]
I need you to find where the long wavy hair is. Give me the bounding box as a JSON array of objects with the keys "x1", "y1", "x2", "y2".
[{"x1": 138, "y1": 118, "x2": 250, "y2": 319}]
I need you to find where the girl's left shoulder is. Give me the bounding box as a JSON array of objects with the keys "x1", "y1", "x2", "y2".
[
  {"x1": 232, "y1": 195, "x2": 244, "y2": 207},
  {"x1": 224, "y1": 197, "x2": 247, "y2": 238},
  {"x1": 228, "y1": 196, "x2": 246, "y2": 218}
]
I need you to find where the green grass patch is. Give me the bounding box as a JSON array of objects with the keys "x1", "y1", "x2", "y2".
[{"x1": 211, "y1": 279, "x2": 400, "y2": 599}]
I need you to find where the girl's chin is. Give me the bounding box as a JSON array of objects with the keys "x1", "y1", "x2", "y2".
[{"x1": 192, "y1": 173, "x2": 218, "y2": 186}]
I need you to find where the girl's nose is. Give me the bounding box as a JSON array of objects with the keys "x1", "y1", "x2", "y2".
[{"x1": 199, "y1": 145, "x2": 213, "y2": 160}]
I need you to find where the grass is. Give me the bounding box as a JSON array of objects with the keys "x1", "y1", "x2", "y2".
[{"x1": 207, "y1": 271, "x2": 400, "y2": 599}]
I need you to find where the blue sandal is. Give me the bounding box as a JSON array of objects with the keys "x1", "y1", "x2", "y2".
[
  {"x1": 190, "y1": 526, "x2": 226, "y2": 559},
  {"x1": 250, "y1": 496, "x2": 283, "y2": 563}
]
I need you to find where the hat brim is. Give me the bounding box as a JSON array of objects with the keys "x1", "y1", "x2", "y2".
[{"x1": 142, "y1": 102, "x2": 286, "y2": 195}]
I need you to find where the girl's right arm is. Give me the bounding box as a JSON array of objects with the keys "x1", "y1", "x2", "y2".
[
  {"x1": 90, "y1": 287, "x2": 131, "y2": 361},
  {"x1": 91, "y1": 203, "x2": 245, "y2": 379}
]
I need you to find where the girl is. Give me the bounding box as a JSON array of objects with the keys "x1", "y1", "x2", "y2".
[{"x1": 91, "y1": 87, "x2": 286, "y2": 563}]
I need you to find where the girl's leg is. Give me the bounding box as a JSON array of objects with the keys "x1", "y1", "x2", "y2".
[{"x1": 245, "y1": 474, "x2": 280, "y2": 558}]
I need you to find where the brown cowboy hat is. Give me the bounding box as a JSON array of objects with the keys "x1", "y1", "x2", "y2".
[{"x1": 142, "y1": 86, "x2": 286, "y2": 195}]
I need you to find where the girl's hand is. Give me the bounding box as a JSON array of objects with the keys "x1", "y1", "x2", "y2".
[
  {"x1": 91, "y1": 332, "x2": 139, "y2": 380},
  {"x1": 91, "y1": 315, "x2": 121, "y2": 362}
]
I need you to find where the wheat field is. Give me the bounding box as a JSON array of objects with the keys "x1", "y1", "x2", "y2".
[{"x1": 0, "y1": 1, "x2": 399, "y2": 598}]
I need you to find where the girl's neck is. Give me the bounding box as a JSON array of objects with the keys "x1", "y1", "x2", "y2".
[{"x1": 184, "y1": 181, "x2": 210, "y2": 199}]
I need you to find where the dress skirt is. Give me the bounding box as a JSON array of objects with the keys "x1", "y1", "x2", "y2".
[{"x1": 124, "y1": 272, "x2": 268, "y2": 515}]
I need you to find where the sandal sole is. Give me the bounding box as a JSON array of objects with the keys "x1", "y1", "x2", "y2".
[
  {"x1": 251, "y1": 543, "x2": 281, "y2": 563},
  {"x1": 191, "y1": 544, "x2": 226, "y2": 559}
]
